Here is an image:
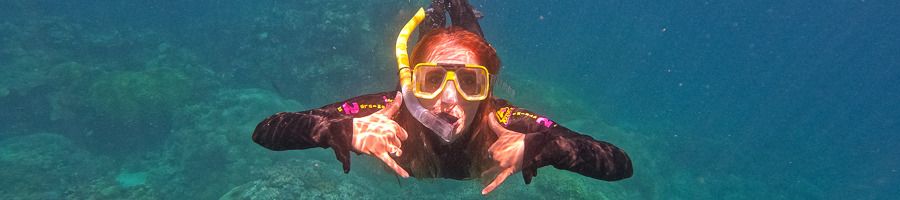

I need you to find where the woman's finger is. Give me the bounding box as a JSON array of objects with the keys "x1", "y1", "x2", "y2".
[
  {"x1": 377, "y1": 152, "x2": 409, "y2": 178},
  {"x1": 481, "y1": 167, "x2": 514, "y2": 195},
  {"x1": 488, "y1": 135, "x2": 511, "y2": 152},
  {"x1": 394, "y1": 122, "x2": 409, "y2": 141},
  {"x1": 377, "y1": 92, "x2": 404, "y2": 118},
  {"x1": 489, "y1": 136, "x2": 517, "y2": 154},
  {"x1": 480, "y1": 165, "x2": 503, "y2": 186},
  {"x1": 388, "y1": 133, "x2": 403, "y2": 156}
]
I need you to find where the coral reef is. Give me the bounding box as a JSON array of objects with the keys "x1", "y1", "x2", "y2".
[
  {"x1": 0, "y1": 16, "x2": 77, "y2": 97},
  {"x1": 0, "y1": 8, "x2": 183, "y2": 135},
  {"x1": 220, "y1": 159, "x2": 383, "y2": 200},
  {"x1": 218, "y1": 1, "x2": 401, "y2": 105},
  {"x1": 60, "y1": 67, "x2": 195, "y2": 153},
  {"x1": 0, "y1": 133, "x2": 112, "y2": 199},
  {"x1": 85, "y1": 68, "x2": 192, "y2": 123},
  {"x1": 151, "y1": 88, "x2": 303, "y2": 199},
  {"x1": 65, "y1": 173, "x2": 162, "y2": 200}
]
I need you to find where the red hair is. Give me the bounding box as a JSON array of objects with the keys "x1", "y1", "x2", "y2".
[{"x1": 411, "y1": 27, "x2": 501, "y2": 74}]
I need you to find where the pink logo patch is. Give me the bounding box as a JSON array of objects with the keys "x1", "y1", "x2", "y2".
[
  {"x1": 536, "y1": 117, "x2": 554, "y2": 128},
  {"x1": 342, "y1": 102, "x2": 359, "y2": 115}
]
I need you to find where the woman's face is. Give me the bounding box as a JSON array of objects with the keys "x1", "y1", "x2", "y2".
[{"x1": 417, "y1": 48, "x2": 483, "y2": 135}]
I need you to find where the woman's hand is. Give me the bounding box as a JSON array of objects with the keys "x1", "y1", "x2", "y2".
[
  {"x1": 481, "y1": 114, "x2": 525, "y2": 195},
  {"x1": 352, "y1": 92, "x2": 410, "y2": 178}
]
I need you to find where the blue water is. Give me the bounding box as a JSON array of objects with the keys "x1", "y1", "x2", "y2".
[{"x1": 2, "y1": 0, "x2": 898, "y2": 199}]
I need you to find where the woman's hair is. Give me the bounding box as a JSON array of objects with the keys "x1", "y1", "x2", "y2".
[
  {"x1": 411, "y1": 26, "x2": 501, "y2": 74},
  {"x1": 397, "y1": 26, "x2": 502, "y2": 179}
]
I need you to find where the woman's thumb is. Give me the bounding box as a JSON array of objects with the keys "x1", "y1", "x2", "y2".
[{"x1": 377, "y1": 92, "x2": 403, "y2": 117}]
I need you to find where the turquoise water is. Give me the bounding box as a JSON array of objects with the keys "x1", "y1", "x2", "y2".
[{"x1": 2, "y1": 0, "x2": 897, "y2": 199}]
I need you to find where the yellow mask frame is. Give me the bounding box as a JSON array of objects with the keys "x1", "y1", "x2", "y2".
[{"x1": 412, "y1": 62, "x2": 490, "y2": 101}]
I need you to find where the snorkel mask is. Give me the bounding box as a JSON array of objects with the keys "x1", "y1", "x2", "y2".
[
  {"x1": 412, "y1": 62, "x2": 490, "y2": 101},
  {"x1": 396, "y1": 8, "x2": 460, "y2": 143}
]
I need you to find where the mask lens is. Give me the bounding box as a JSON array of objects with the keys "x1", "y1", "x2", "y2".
[
  {"x1": 415, "y1": 66, "x2": 446, "y2": 95},
  {"x1": 455, "y1": 68, "x2": 486, "y2": 96}
]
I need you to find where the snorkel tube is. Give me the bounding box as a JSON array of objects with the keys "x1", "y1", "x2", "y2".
[{"x1": 396, "y1": 8, "x2": 457, "y2": 142}]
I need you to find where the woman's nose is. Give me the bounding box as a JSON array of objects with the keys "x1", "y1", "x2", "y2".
[{"x1": 440, "y1": 81, "x2": 459, "y2": 105}]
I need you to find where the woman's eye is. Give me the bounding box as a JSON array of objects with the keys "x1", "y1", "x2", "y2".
[
  {"x1": 460, "y1": 77, "x2": 475, "y2": 85},
  {"x1": 458, "y1": 73, "x2": 477, "y2": 85},
  {"x1": 427, "y1": 74, "x2": 444, "y2": 84}
]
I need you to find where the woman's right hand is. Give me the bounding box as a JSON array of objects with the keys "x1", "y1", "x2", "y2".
[
  {"x1": 480, "y1": 113, "x2": 525, "y2": 195},
  {"x1": 352, "y1": 92, "x2": 410, "y2": 178}
]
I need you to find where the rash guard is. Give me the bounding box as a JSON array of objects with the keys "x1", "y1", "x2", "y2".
[{"x1": 252, "y1": 91, "x2": 632, "y2": 183}]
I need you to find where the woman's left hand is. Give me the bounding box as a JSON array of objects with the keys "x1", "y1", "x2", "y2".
[{"x1": 480, "y1": 114, "x2": 525, "y2": 195}]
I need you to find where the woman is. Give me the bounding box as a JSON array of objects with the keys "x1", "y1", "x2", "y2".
[{"x1": 251, "y1": 0, "x2": 632, "y2": 195}]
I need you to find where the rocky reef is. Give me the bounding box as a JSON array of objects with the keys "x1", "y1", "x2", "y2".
[
  {"x1": 0, "y1": 133, "x2": 112, "y2": 199},
  {"x1": 220, "y1": 159, "x2": 385, "y2": 200}
]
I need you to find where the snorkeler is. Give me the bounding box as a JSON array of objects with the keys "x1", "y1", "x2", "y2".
[{"x1": 252, "y1": 0, "x2": 632, "y2": 195}]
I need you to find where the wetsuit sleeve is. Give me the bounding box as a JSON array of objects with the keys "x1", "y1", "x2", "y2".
[
  {"x1": 252, "y1": 91, "x2": 398, "y2": 173},
  {"x1": 492, "y1": 99, "x2": 633, "y2": 184}
]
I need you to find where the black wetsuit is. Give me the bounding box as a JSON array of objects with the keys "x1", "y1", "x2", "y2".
[{"x1": 252, "y1": 91, "x2": 633, "y2": 183}]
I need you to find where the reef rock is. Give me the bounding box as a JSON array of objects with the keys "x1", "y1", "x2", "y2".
[
  {"x1": 149, "y1": 88, "x2": 305, "y2": 199},
  {"x1": 219, "y1": 159, "x2": 381, "y2": 200},
  {"x1": 0, "y1": 133, "x2": 110, "y2": 199}
]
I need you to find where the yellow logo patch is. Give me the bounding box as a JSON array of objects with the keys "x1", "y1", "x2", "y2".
[{"x1": 496, "y1": 107, "x2": 512, "y2": 125}]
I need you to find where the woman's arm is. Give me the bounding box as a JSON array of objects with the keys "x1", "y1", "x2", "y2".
[
  {"x1": 252, "y1": 91, "x2": 398, "y2": 173},
  {"x1": 492, "y1": 99, "x2": 633, "y2": 184},
  {"x1": 520, "y1": 125, "x2": 633, "y2": 183}
]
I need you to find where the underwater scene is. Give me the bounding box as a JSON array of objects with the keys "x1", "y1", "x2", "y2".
[{"x1": 1, "y1": 0, "x2": 898, "y2": 199}]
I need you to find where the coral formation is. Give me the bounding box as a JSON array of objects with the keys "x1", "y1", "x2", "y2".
[
  {"x1": 85, "y1": 67, "x2": 192, "y2": 122},
  {"x1": 65, "y1": 175, "x2": 162, "y2": 200},
  {"x1": 219, "y1": 159, "x2": 382, "y2": 200},
  {"x1": 151, "y1": 88, "x2": 302, "y2": 198},
  {"x1": 219, "y1": 1, "x2": 400, "y2": 104},
  {"x1": 63, "y1": 67, "x2": 196, "y2": 152},
  {"x1": 0, "y1": 133, "x2": 111, "y2": 199}
]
